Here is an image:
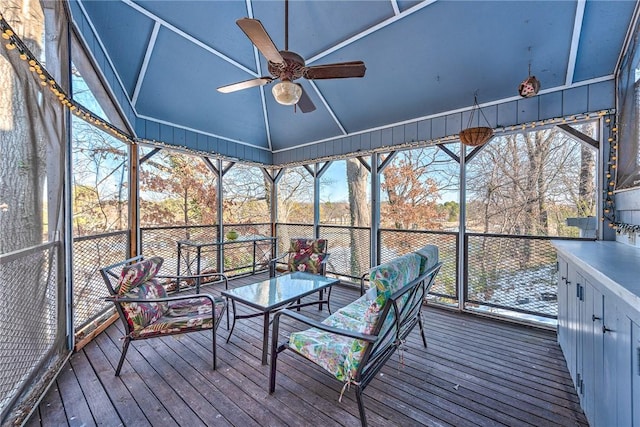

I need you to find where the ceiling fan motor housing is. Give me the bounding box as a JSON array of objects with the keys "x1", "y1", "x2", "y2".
[{"x1": 269, "y1": 50, "x2": 306, "y2": 81}]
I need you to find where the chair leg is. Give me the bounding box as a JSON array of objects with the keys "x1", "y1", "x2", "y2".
[
  {"x1": 318, "y1": 289, "x2": 323, "y2": 311},
  {"x1": 115, "y1": 337, "x2": 130, "y2": 376},
  {"x1": 212, "y1": 324, "x2": 217, "y2": 370},
  {"x1": 355, "y1": 386, "x2": 368, "y2": 427},
  {"x1": 418, "y1": 312, "x2": 428, "y2": 348}
]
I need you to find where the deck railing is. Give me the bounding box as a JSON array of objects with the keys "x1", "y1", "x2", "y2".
[
  {"x1": 379, "y1": 229, "x2": 459, "y2": 305},
  {"x1": 72, "y1": 230, "x2": 129, "y2": 333},
  {"x1": 1, "y1": 241, "x2": 67, "y2": 424},
  {"x1": 464, "y1": 233, "x2": 566, "y2": 321},
  {"x1": 71, "y1": 223, "x2": 592, "y2": 329}
]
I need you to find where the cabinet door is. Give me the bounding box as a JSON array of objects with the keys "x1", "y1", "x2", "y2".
[
  {"x1": 557, "y1": 256, "x2": 569, "y2": 349},
  {"x1": 633, "y1": 321, "x2": 640, "y2": 427},
  {"x1": 565, "y1": 265, "x2": 579, "y2": 382},
  {"x1": 601, "y1": 294, "x2": 623, "y2": 426},
  {"x1": 582, "y1": 281, "x2": 603, "y2": 423},
  {"x1": 616, "y1": 315, "x2": 632, "y2": 427}
]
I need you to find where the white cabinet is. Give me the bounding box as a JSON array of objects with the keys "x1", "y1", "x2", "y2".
[
  {"x1": 554, "y1": 241, "x2": 640, "y2": 427},
  {"x1": 633, "y1": 321, "x2": 640, "y2": 427}
]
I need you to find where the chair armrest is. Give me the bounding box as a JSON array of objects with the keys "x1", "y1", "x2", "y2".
[
  {"x1": 106, "y1": 293, "x2": 224, "y2": 305},
  {"x1": 269, "y1": 253, "x2": 289, "y2": 276},
  {"x1": 360, "y1": 272, "x2": 369, "y2": 296},
  {"x1": 273, "y1": 309, "x2": 377, "y2": 343},
  {"x1": 156, "y1": 272, "x2": 228, "y2": 293},
  {"x1": 318, "y1": 252, "x2": 330, "y2": 275},
  {"x1": 269, "y1": 253, "x2": 289, "y2": 265}
]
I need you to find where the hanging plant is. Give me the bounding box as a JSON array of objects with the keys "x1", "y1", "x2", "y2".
[{"x1": 460, "y1": 93, "x2": 494, "y2": 147}]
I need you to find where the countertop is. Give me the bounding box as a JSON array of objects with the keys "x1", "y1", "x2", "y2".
[{"x1": 553, "y1": 240, "x2": 640, "y2": 312}]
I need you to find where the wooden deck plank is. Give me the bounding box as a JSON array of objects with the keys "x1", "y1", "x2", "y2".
[
  {"x1": 101, "y1": 326, "x2": 205, "y2": 426},
  {"x1": 82, "y1": 338, "x2": 152, "y2": 426},
  {"x1": 53, "y1": 354, "x2": 96, "y2": 427},
  {"x1": 27, "y1": 274, "x2": 588, "y2": 427},
  {"x1": 68, "y1": 350, "x2": 121, "y2": 425},
  {"x1": 93, "y1": 330, "x2": 178, "y2": 426},
  {"x1": 35, "y1": 383, "x2": 69, "y2": 427}
]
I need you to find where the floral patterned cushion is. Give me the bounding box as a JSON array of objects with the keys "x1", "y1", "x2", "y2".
[
  {"x1": 370, "y1": 252, "x2": 421, "y2": 308},
  {"x1": 288, "y1": 238, "x2": 327, "y2": 254},
  {"x1": 116, "y1": 257, "x2": 164, "y2": 295},
  {"x1": 121, "y1": 278, "x2": 169, "y2": 331},
  {"x1": 289, "y1": 328, "x2": 367, "y2": 382},
  {"x1": 287, "y1": 239, "x2": 328, "y2": 274},
  {"x1": 133, "y1": 296, "x2": 226, "y2": 338},
  {"x1": 415, "y1": 244, "x2": 439, "y2": 275},
  {"x1": 332, "y1": 295, "x2": 381, "y2": 330}
]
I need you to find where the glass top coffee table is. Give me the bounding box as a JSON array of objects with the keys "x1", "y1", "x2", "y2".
[{"x1": 222, "y1": 272, "x2": 340, "y2": 365}]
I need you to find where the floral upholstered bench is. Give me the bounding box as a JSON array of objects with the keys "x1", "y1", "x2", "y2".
[{"x1": 268, "y1": 245, "x2": 441, "y2": 427}]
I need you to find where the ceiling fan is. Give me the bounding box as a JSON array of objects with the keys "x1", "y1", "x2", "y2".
[{"x1": 217, "y1": 0, "x2": 366, "y2": 113}]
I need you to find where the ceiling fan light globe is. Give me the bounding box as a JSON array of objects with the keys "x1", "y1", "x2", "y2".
[{"x1": 272, "y1": 80, "x2": 302, "y2": 105}]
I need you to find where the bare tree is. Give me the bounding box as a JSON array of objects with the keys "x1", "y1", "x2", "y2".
[
  {"x1": 466, "y1": 128, "x2": 584, "y2": 236},
  {"x1": 72, "y1": 119, "x2": 128, "y2": 235},
  {"x1": 223, "y1": 163, "x2": 270, "y2": 224},
  {"x1": 346, "y1": 158, "x2": 370, "y2": 276},
  {"x1": 0, "y1": 2, "x2": 45, "y2": 253},
  {"x1": 276, "y1": 167, "x2": 314, "y2": 223}
]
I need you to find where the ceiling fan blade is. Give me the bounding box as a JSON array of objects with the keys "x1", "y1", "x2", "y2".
[
  {"x1": 297, "y1": 85, "x2": 316, "y2": 113},
  {"x1": 236, "y1": 18, "x2": 284, "y2": 64},
  {"x1": 217, "y1": 77, "x2": 273, "y2": 93},
  {"x1": 304, "y1": 61, "x2": 366, "y2": 80}
]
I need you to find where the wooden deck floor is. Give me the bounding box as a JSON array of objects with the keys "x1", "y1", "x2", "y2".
[{"x1": 26, "y1": 274, "x2": 587, "y2": 427}]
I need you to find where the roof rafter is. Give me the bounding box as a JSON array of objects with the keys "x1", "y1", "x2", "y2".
[
  {"x1": 565, "y1": 0, "x2": 586, "y2": 86},
  {"x1": 308, "y1": 80, "x2": 347, "y2": 135},
  {"x1": 306, "y1": 0, "x2": 438, "y2": 65},
  {"x1": 390, "y1": 0, "x2": 400, "y2": 16},
  {"x1": 122, "y1": 0, "x2": 257, "y2": 77},
  {"x1": 132, "y1": 21, "x2": 160, "y2": 106}
]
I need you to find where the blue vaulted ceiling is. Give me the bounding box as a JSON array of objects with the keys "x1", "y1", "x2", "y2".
[{"x1": 71, "y1": 0, "x2": 637, "y2": 162}]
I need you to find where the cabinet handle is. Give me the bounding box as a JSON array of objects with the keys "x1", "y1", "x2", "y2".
[
  {"x1": 602, "y1": 325, "x2": 613, "y2": 334},
  {"x1": 592, "y1": 315, "x2": 601, "y2": 322}
]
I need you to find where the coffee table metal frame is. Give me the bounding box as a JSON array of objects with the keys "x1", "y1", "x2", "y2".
[{"x1": 221, "y1": 272, "x2": 339, "y2": 365}]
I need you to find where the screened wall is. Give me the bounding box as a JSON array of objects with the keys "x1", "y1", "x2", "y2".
[{"x1": 0, "y1": 2, "x2": 69, "y2": 425}]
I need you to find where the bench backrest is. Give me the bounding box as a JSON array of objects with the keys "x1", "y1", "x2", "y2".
[{"x1": 357, "y1": 245, "x2": 440, "y2": 380}]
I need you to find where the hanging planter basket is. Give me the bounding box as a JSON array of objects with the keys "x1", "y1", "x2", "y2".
[
  {"x1": 460, "y1": 93, "x2": 494, "y2": 147},
  {"x1": 460, "y1": 126, "x2": 494, "y2": 147}
]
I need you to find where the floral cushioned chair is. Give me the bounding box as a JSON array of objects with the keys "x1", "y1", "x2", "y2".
[
  {"x1": 269, "y1": 238, "x2": 331, "y2": 311},
  {"x1": 269, "y1": 245, "x2": 441, "y2": 427},
  {"x1": 269, "y1": 238, "x2": 329, "y2": 276},
  {"x1": 100, "y1": 256, "x2": 227, "y2": 375}
]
